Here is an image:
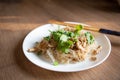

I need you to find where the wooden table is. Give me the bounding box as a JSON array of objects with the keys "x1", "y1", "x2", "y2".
[{"x1": 0, "y1": 0, "x2": 120, "y2": 80}]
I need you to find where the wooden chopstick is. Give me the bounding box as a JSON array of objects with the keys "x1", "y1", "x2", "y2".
[
  {"x1": 49, "y1": 20, "x2": 100, "y2": 32},
  {"x1": 49, "y1": 20, "x2": 120, "y2": 36}
]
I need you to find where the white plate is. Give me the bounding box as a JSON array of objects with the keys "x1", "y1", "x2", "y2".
[{"x1": 22, "y1": 22, "x2": 111, "y2": 72}]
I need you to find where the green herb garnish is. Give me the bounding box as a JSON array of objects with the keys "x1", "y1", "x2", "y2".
[
  {"x1": 76, "y1": 25, "x2": 83, "y2": 31},
  {"x1": 74, "y1": 25, "x2": 83, "y2": 37},
  {"x1": 85, "y1": 32, "x2": 95, "y2": 44},
  {"x1": 48, "y1": 25, "x2": 83, "y2": 53},
  {"x1": 53, "y1": 61, "x2": 59, "y2": 66},
  {"x1": 44, "y1": 36, "x2": 50, "y2": 41},
  {"x1": 57, "y1": 40, "x2": 73, "y2": 53},
  {"x1": 60, "y1": 34, "x2": 68, "y2": 42}
]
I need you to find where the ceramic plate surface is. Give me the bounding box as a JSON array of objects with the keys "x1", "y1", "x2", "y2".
[{"x1": 22, "y1": 22, "x2": 111, "y2": 72}]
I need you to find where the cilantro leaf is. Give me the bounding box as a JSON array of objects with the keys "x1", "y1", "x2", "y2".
[
  {"x1": 85, "y1": 32, "x2": 95, "y2": 44},
  {"x1": 52, "y1": 31, "x2": 61, "y2": 41},
  {"x1": 57, "y1": 40, "x2": 73, "y2": 53},
  {"x1": 76, "y1": 25, "x2": 83, "y2": 31},
  {"x1": 74, "y1": 25, "x2": 83, "y2": 37},
  {"x1": 44, "y1": 36, "x2": 50, "y2": 41},
  {"x1": 48, "y1": 26, "x2": 83, "y2": 53},
  {"x1": 60, "y1": 34, "x2": 68, "y2": 42},
  {"x1": 53, "y1": 61, "x2": 59, "y2": 66}
]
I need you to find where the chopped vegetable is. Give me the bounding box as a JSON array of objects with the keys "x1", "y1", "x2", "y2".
[
  {"x1": 52, "y1": 31, "x2": 62, "y2": 41},
  {"x1": 44, "y1": 36, "x2": 50, "y2": 41},
  {"x1": 85, "y1": 32, "x2": 95, "y2": 44},
  {"x1": 74, "y1": 25, "x2": 83, "y2": 37},
  {"x1": 49, "y1": 25, "x2": 83, "y2": 53},
  {"x1": 57, "y1": 40, "x2": 74, "y2": 53},
  {"x1": 53, "y1": 61, "x2": 59, "y2": 66},
  {"x1": 60, "y1": 34, "x2": 68, "y2": 42},
  {"x1": 76, "y1": 25, "x2": 83, "y2": 31}
]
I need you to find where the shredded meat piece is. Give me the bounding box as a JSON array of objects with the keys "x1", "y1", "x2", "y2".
[
  {"x1": 92, "y1": 45, "x2": 102, "y2": 55},
  {"x1": 32, "y1": 40, "x2": 49, "y2": 53},
  {"x1": 90, "y1": 56, "x2": 97, "y2": 61},
  {"x1": 28, "y1": 48, "x2": 36, "y2": 52},
  {"x1": 76, "y1": 41, "x2": 85, "y2": 51}
]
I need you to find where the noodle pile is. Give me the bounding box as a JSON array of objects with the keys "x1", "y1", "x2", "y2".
[{"x1": 28, "y1": 25, "x2": 102, "y2": 65}]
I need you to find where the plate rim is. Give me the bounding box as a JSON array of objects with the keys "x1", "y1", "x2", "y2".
[{"x1": 22, "y1": 22, "x2": 111, "y2": 72}]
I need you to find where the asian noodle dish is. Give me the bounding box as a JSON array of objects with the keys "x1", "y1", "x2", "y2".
[{"x1": 28, "y1": 24, "x2": 102, "y2": 66}]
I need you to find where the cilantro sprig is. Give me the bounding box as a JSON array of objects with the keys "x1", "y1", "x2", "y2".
[
  {"x1": 85, "y1": 32, "x2": 95, "y2": 44},
  {"x1": 49, "y1": 25, "x2": 83, "y2": 53},
  {"x1": 44, "y1": 36, "x2": 50, "y2": 41},
  {"x1": 53, "y1": 61, "x2": 59, "y2": 66}
]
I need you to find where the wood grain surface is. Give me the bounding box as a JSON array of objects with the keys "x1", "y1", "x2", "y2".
[{"x1": 0, "y1": 0, "x2": 120, "y2": 80}]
